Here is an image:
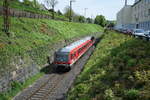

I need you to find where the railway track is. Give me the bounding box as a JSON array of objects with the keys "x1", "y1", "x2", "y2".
[
  {"x1": 14, "y1": 43, "x2": 97, "y2": 100},
  {"x1": 27, "y1": 74, "x2": 67, "y2": 100}
]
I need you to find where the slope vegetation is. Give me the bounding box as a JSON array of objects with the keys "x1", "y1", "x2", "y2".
[
  {"x1": 0, "y1": 0, "x2": 67, "y2": 20},
  {"x1": 0, "y1": 16, "x2": 103, "y2": 76},
  {"x1": 68, "y1": 31, "x2": 150, "y2": 100},
  {"x1": 0, "y1": 0, "x2": 48, "y2": 14}
]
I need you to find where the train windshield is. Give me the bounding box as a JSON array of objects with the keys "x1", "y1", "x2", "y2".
[{"x1": 55, "y1": 52, "x2": 69, "y2": 62}]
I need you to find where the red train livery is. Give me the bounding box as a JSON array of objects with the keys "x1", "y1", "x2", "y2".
[{"x1": 53, "y1": 36, "x2": 95, "y2": 71}]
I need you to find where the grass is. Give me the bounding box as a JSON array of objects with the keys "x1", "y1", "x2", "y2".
[
  {"x1": 0, "y1": 72, "x2": 44, "y2": 100},
  {"x1": 67, "y1": 31, "x2": 150, "y2": 100},
  {"x1": 0, "y1": 16, "x2": 103, "y2": 75},
  {"x1": 0, "y1": 16, "x2": 103, "y2": 99},
  {"x1": 0, "y1": 0, "x2": 68, "y2": 21},
  {"x1": 0, "y1": 0, "x2": 49, "y2": 14}
]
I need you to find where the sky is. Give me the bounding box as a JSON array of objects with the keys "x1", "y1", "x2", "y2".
[{"x1": 39, "y1": 0, "x2": 135, "y2": 20}]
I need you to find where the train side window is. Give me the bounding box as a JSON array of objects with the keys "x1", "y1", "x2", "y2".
[
  {"x1": 78, "y1": 48, "x2": 82, "y2": 54},
  {"x1": 71, "y1": 52, "x2": 76, "y2": 59}
]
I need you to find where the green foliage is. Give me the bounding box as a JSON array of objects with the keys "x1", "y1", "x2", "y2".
[
  {"x1": 0, "y1": 94, "x2": 10, "y2": 100},
  {"x1": 94, "y1": 15, "x2": 106, "y2": 27},
  {"x1": 64, "y1": 6, "x2": 75, "y2": 19},
  {"x1": 68, "y1": 31, "x2": 150, "y2": 100},
  {"x1": 124, "y1": 89, "x2": 140, "y2": 100},
  {"x1": 0, "y1": 73, "x2": 44, "y2": 99},
  {"x1": 0, "y1": 16, "x2": 103, "y2": 76},
  {"x1": 0, "y1": 15, "x2": 102, "y2": 99},
  {"x1": 78, "y1": 16, "x2": 85, "y2": 23},
  {"x1": 104, "y1": 89, "x2": 115, "y2": 100},
  {"x1": 73, "y1": 15, "x2": 86, "y2": 23},
  {"x1": 57, "y1": 10, "x2": 62, "y2": 15},
  {"x1": 0, "y1": 0, "x2": 67, "y2": 21},
  {"x1": 23, "y1": 0, "x2": 33, "y2": 7},
  {"x1": 86, "y1": 18, "x2": 93, "y2": 23}
]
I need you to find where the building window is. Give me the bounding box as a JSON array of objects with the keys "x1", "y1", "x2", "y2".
[{"x1": 148, "y1": 9, "x2": 150, "y2": 16}]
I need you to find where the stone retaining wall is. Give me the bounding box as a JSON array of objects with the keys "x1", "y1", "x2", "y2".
[
  {"x1": 0, "y1": 40, "x2": 65, "y2": 92},
  {"x1": 0, "y1": 33, "x2": 100, "y2": 93}
]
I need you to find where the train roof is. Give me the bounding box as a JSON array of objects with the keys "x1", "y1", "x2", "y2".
[{"x1": 58, "y1": 36, "x2": 92, "y2": 53}]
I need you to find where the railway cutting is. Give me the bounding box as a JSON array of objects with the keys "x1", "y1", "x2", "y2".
[{"x1": 13, "y1": 37, "x2": 101, "y2": 100}]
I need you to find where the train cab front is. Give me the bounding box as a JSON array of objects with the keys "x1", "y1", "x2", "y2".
[{"x1": 53, "y1": 52, "x2": 71, "y2": 72}]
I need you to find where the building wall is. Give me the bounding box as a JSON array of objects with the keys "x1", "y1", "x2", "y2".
[
  {"x1": 116, "y1": 0, "x2": 150, "y2": 30},
  {"x1": 116, "y1": 5, "x2": 133, "y2": 29}
]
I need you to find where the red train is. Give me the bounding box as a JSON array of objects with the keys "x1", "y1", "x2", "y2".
[{"x1": 53, "y1": 36, "x2": 95, "y2": 71}]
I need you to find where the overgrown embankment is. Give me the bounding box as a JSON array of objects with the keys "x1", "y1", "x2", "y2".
[
  {"x1": 68, "y1": 31, "x2": 150, "y2": 100},
  {"x1": 0, "y1": 16, "x2": 103, "y2": 95},
  {"x1": 0, "y1": 16, "x2": 103, "y2": 75},
  {"x1": 0, "y1": 0, "x2": 51, "y2": 16},
  {"x1": 0, "y1": 0, "x2": 67, "y2": 20}
]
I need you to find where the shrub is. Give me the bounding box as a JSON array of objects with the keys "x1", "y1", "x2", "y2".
[
  {"x1": 0, "y1": 94, "x2": 10, "y2": 100},
  {"x1": 124, "y1": 89, "x2": 140, "y2": 100},
  {"x1": 127, "y1": 59, "x2": 137, "y2": 68},
  {"x1": 104, "y1": 89, "x2": 115, "y2": 100}
]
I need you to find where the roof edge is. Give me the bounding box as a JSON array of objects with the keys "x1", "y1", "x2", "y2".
[{"x1": 132, "y1": 0, "x2": 142, "y2": 7}]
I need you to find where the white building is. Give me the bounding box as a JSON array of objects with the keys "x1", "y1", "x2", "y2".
[
  {"x1": 117, "y1": 5, "x2": 133, "y2": 29},
  {"x1": 116, "y1": 0, "x2": 150, "y2": 30}
]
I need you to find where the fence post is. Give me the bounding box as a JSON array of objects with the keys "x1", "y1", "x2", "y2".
[{"x1": 3, "y1": 0, "x2": 10, "y2": 36}]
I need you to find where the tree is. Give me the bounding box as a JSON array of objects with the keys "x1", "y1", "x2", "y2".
[
  {"x1": 44, "y1": 0, "x2": 58, "y2": 19},
  {"x1": 94, "y1": 15, "x2": 106, "y2": 27},
  {"x1": 64, "y1": 6, "x2": 75, "y2": 20},
  {"x1": 57, "y1": 10, "x2": 62, "y2": 15},
  {"x1": 32, "y1": 0, "x2": 42, "y2": 9},
  {"x1": 107, "y1": 21, "x2": 116, "y2": 29},
  {"x1": 78, "y1": 16, "x2": 85, "y2": 23},
  {"x1": 33, "y1": 0, "x2": 37, "y2": 8},
  {"x1": 23, "y1": 0, "x2": 32, "y2": 6},
  {"x1": 86, "y1": 17, "x2": 93, "y2": 23}
]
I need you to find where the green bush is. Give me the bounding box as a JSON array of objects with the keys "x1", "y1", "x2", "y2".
[
  {"x1": 124, "y1": 89, "x2": 140, "y2": 100},
  {"x1": 104, "y1": 89, "x2": 115, "y2": 100},
  {"x1": 127, "y1": 59, "x2": 137, "y2": 68},
  {"x1": 0, "y1": 94, "x2": 10, "y2": 100},
  {"x1": 68, "y1": 31, "x2": 150, "y2": 100}
]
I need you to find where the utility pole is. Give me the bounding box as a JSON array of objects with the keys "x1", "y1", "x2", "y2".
[
  {"x1": 3, "y1": 0, "x2": 10, "y2": 36},
  {"x1": 69, "y1": 0, "x2": 75, "y2": 22},
  {"x1": 84, "y1": 8, "x2": 88, "y2": 17},
  {"x1": 84, "y1": 8, "x2": 88, "y2": 22},
  {"x1": 91, "y1": 14, "x2": 93, "y2": 23},
  {"x1": 125, "y1": 0, "x2": 127, "y2": 6}
]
